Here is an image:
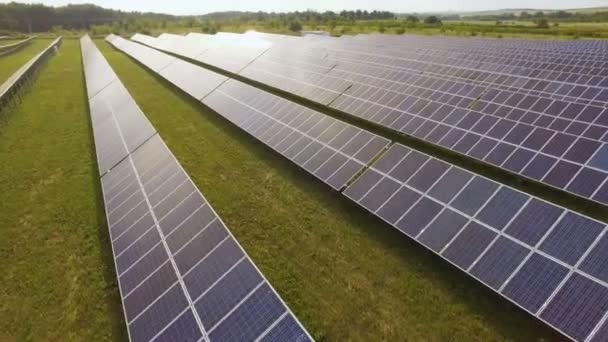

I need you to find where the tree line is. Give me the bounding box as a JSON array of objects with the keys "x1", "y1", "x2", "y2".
[
  {"x1": 0, "y1": 2, "x2": 397, "y2": 33},
  {"x1": 0, "y1": 2, "x2": 176, "y2": 32},
  {"x1": 465, "y1": 10, "x2": 608, "y2": 22}
]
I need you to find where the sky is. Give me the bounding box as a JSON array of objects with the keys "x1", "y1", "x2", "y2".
[{"x1": 2, "y1": 0, "x2": 607, "y2": 15}]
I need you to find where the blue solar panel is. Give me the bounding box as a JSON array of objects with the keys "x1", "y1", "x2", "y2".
[
  {"x1": 540, "y1": 273, "x2": 608, "y2": 341},
  {"x1": 476, "y1": 187, "x2": 528, "y2": 229},
  {"x1": 418, "y1": 209, "x2": 468, "y2": 252},
  {"x1": 83, "y1": 35, "x2": 311, "y2": 342},
  {"x1": 142, "y1": 31, "x2": 608, "y2": 206},
  {"x1": 501, "y1": 253, "x2": 569, "y2": 313},
  {"x1": 442, "y1": 221, "x2": 497, "y2": 269},
  {"x1": 579, "y1": 233, "x2": 608, "y2": 283},
  {"x1": 108, "y1": 36, "x2": 389, "y2": 192},
  {"x1": 208, "y1": 284, "x2": 286, "y2": 341},
  {"x1": 470, "y1": 237, "x2": 529, "y2": 290},
  {"x1": 539, "y1": 213, "x2": 604, "y2": 266},
  {"x1": 112, "y1": 32, "x2": 608, "y2": 341},
  {"x1": 504, "y1": 199, "x2": 564, "y2": 246},
  {"x1": 450, "y1": 177, "x2": 499, "y2": 216},
  {"x1": 590, "y1": 318, "x2": 608, "y2": 342},
  {"x1": 260, "y1": 314, "x2": 310, "y2": 342},
  {"x1": 343, "y1": 143, "x2": 608, "y2": 341}
]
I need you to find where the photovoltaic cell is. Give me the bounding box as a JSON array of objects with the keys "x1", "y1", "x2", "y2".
[
  {"x1": 501, "y1": 253, "x2": 569, "y2": 313},
  {"x1": 539, "y1": 212, "x2": 604, "y2": 266},
  {"x1": 540, "y1": 273, "x2": 608, "y2": 341},
  {"x1": 83, "y1": 35, "x2": 311, "y2": 342},
  {"x1": 579, "y1": 233, "x2": 608, "y2": 283},
  {"x1": 470, "y1": 237, "x2": 529, "y2": 290}
]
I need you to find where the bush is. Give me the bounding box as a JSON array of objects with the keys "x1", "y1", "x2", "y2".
[
  {"x1": 406, "y1": 15, "x2": 419, "y2": 24},
  {"x1": 535, "y1": 18, "x2": 549, "y2": 29},
  {"x1": 396, "y1": 27, "x2": 405, "y2": 34},
  {"x1": 288, "y1": 21, "x2": 302, "y2": 32},
  {"x1": 424, "y1": 16, "x2": 442, "y2": 25}
]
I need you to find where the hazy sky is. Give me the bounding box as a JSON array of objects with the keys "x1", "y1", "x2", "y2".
[{"x1": 3, "y1": 0, "x2": 607, "y2": 15}]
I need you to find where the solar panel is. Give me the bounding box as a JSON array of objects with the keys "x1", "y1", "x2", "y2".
[
  {"x1": 156, "y1": 32, "x2": 608, "y2": 206},
  {"x1": 109, "y1": 35, "x2": 390, "y2": 191},
  {"x1": 343, "y1": 142, "x2": 608, "y2": 341},
  {"x1": 81, "y1": 35, "x2": 311, "y2": 342},
  {"x1": 132, "y1": 33, "x2": 272, "y2": 74},
  {"x1": 130, "y1": 32, "x2": 608, "y2": 205},
  {"x1": 322, "y1": 52, "x2": 608, "y2": 204},
  {"x1": 111, "y1": 33, "x2": 608, "y2": 341},
  {"x1": 110, "y1": 34, "x2": 228, "y2": 102},
  {"x1": 328, "y1": 35, "x2": 608, "y2": 104},
  {"x1": 0, "y1": 37, "x2": 62, "y2": 106}
]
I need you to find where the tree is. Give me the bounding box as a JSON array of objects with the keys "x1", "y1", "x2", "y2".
[
  {"x1": 405, "y1": 15, "x2": 419, "y2": 24},
  {"x1": 424, "y1": 16, "x2": 441, "y2": 25},
  {"x1": 288, "y1": 20, "x2": 302, "y2": 32},
  {"x1": 535, "y1": 18, "x2": 549, "y2": 29}
]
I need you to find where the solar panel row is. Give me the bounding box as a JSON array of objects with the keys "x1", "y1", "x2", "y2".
[
  {"x1": 111, "y1": 35, "x2": 390, "y2": 191},
  {"x1": 0, "y1": 36, "x2": 35, "y2": 57},
  {"x1": 349, "y1": 34, "x2": 608, "y2": 68},
  {"x1": 324, "y1": 41, "x2": 608, "y2": 104},
  {"x1": 344, "y1": 143, "x2": 608, "y2": 341},
  {"x1": 131, "y1": 32, "x2": 608, "y2": 206},
  {"x1": 245, "y1": 35, "x2": 608, "y2": 108},
  {"x1": 0, "y1": 37, "x2": 62, "y2": 106},
  {"x1": 82, "y1": 35, "x2": 311, "y2": 342},
  {"x1": 113, "y1": 34, "x2": 608, "y2": 341},
  {"x1": 133, "y1": 32, "x2": 272, "y2": 74}
]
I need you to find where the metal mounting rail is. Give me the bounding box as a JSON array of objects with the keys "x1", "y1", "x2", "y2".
[{"x1": 0, "y1": 37, "x2": 62, "y2": 110}]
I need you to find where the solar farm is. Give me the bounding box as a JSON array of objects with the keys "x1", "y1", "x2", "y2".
[{"x1": 2, "y1": 29, "x2": 608, "y2": 342}]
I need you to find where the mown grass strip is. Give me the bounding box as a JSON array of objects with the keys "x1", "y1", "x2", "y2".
[
  {"x1": 98, "y1": 39, "x2": 567, "y2": 341},
  {"x1": 0, "y1": 39, "x2": 51, "y2": 83},
  {"x1": 0, "y1": 39, "x2": 126, "y2": 341}
]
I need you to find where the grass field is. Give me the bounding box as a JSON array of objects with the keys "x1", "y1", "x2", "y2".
[
  {"x1": 0, "y1": 39, "x2": 50, "y2": 83},
  {"x1": 0, "y1": 39, "x2": 125, "y2": 341}
]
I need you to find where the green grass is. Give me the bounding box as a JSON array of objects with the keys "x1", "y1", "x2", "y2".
[
  {"x1": 0, "y1": 39, "x2": 50, "y2": 83},
  {"x1": 0, "y1": 39, "x2": 24, "y2": 45},
  {"x1": 96, "y1": 38, "x2": 567, "y2": 341},
  {"x1": 0, "y1": 39, "x2": 125, "y2": 341}
]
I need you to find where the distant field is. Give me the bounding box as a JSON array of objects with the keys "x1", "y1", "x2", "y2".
[{"x1": 0, "y1": 39, "x2": 49, "y2": 83}]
